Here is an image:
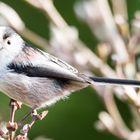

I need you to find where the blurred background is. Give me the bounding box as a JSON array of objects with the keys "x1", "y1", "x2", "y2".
[{"x1": 0, "y1": 0, "x2": 140, "y2": 140}]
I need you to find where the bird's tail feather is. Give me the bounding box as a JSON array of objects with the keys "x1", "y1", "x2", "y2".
[{"x1": 89, "y1": 76, "x2": 140, "y2": 87}]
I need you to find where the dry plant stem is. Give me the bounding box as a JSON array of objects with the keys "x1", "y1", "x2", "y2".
[
  {"x1": 111, "y1": 0, "x2": 130, "y2": 39},
  {"x1": 129, "y1": 105, "x2": 140, "y2": 129},
  {"x1": 116, "y1": 61, "x2": 140, "y2": 129},
  {"x1": 0, "y1": 2, "x2": 48, "y2": 50},
  {"x1": 18, "y1": 106, "x2": 37, "y2": 127},
  {"x1": 24, "y1": 0, "x2": 41, "y2": 9},
  {"x1": 37, "y1": 0, "x2": 68, "y2": 30},
  {"x1": 75, "y1": 41, "x2": 116, "y2": 77},
  {"x1": 98, "y1": 0, "x2": 129, "y2": 59},
  {"x1": 110, "y1": 0, "x2": 139, "y2": 109},
  {"x1": 103, "y1": 87, "x2": 130, "y2": 139},
  {"x1": 25, "y1": 0, "x2": 67, "y2": 29},
  {"x1": 111, "y1": 0, "x2": 128, "y2": 20},
  {"x1": 0, "y1": 2, "x2": 25, "y2": 30},
  {"x1": 7, "y1": 99, "x2": 21, "y2": 140},
  {"x1": 82, "y1": 0, "x2": 129, "y2": 63},
  {"x1": 25, "y1": 0, "x2": 68, "y2": 29},
  {"x1": 0, "y1": 129, "x2": 8, "y2": 139},
  {"x1": 20, "y1": 28, "x2": 49, "y2": 50},
  {"x1": 16, "y1": 110, "x2": 48, "y2": 140}
]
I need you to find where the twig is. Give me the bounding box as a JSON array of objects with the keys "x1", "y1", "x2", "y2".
[
  {"x1": 103, "y1": 87, "x2": 130, "y2": 138},
  {"x1": 16, "y1": 110, "x2": 48, "y2": 140},
  {"x1": 0, "y1": 2, "x2": 48, "y2": 50}
]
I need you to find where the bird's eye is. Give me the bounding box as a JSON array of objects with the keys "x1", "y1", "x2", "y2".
[{"x1": 7, "y1": 40, "x2": 11, "y2": 45}]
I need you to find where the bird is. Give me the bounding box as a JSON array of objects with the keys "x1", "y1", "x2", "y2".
[
  {"x1": 0, "y1": 26, "x2": 140, "y2": 109},
  {"x1": 1, "y1": 26, "x2": 140, "y2": 139}
]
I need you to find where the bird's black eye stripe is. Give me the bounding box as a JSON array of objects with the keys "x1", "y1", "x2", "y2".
[
  {"x1": 3, "y1": 33, "x2": 10, "y2": 40},
  {"x1": 7, "y1": 40, "x2": 11, "y2": 45},
  {"x1": 3, "y1": 27, "x2": 15, "y2": 40}
]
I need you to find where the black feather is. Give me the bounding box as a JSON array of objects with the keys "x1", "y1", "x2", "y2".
[
  {"x1": 89, "y1": 76, "x2": 140, "y2": 86},
  {"x1": 7, "y1": 63, "x2": 81, "y2": 82},
  {"x1": 3, "y1": 27, "x2": 15, "y2": 40}
]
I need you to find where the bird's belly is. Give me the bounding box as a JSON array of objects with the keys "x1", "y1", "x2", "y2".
[{"x1": 0, "y1": 73, "x2": 87, "y2": 108}]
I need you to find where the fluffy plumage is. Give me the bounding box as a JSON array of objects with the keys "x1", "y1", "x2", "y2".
[{"x1": 0, "y1": 26, "x2": 89, "y2": 108}]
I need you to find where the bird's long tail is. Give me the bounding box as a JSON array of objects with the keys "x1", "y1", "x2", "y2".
[{"x1": 89, "y1": 76, "x2": 140, "y2": 87}]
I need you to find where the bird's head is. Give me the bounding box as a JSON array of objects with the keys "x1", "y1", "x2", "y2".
[{"x1": 0, "y1": 26, "x2": 24, "y2": 69}]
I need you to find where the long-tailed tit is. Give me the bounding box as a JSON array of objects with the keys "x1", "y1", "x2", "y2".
[{"x1": 0, "y1": 26, "x2": 140, "y2": 109}]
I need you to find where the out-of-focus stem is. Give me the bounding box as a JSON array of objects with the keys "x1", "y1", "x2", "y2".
[
  {"x1": 111, "y1": 0, "x2": 130, "y2": 41},
  {"x1": 75, "y1": 40, "x2": 116, "y2": 77},
  {"x1": 103, "y1": 87, "x2": 130, "y2": 138},
  {"x1": 20, "y1": 28, "x2": 49, "y2": 49},
  {"x1": 111, "y1": 0, "x2": 128, "y2": 20},
  {"x1": 76, "y1": 0, "x2": 129, "y2": 63},
  {"x1": 129, "y1": 105, "x2": 140, "y2": 129},
  {"x1": 0, "y1": 2, "x2": 48, "y2": 50},
  {"x1": 36, "y1": 0, "x2": 68, "y2": 30}
]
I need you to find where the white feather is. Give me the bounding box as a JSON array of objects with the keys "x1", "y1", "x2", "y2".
[{"x1": 0, "y1": 26, "x2": 23, "y2": 74}]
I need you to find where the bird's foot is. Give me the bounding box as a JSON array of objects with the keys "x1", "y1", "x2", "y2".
[{"x1": 16, "y1": 110, "x2": 48, "y2": 140}]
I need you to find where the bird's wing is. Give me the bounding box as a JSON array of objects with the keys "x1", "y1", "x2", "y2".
[{"x1": 8, "y1": 43, "x2": 84, "y2": 82}]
